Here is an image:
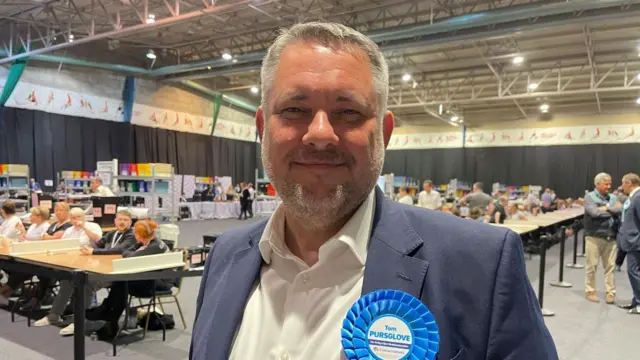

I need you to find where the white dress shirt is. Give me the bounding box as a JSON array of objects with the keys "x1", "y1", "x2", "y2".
[
  {"x1": 62, "y1": 222, "x2": 103, "y2": 246},
  {"x1": 25, "y1": 222, "x2": 50, "y2": 241},
  {"x1": 0, "y1": 215, "x2": 24, "y2": 239},
  {"x1": 398, "y1": 194, "x2": 414, "y2": 205},
  {"x1": 94, "y1": 185, "x2": 115, "y2": 197},
  {"x1": 229, "y1": 189, "x2": 376, "y2": 360},
  {"x1": 418, "y1": 190, "x2": 442, "y2": 210}
]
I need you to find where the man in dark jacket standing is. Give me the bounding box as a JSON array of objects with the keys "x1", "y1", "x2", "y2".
[
  {"x1": 583, "y1": 172, "x2": 621, "y2": 304},
  {"x1": 617, "y1": 173, "x2": 640, "y2": 314}
]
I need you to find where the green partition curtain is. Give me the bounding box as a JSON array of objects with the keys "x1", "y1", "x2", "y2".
[
  {"x1": 0, "y1": 48, "x2": 28, "y2": 106},
  {"x1": 210, "y1": 94, "x2": 223, "y2": 135}
]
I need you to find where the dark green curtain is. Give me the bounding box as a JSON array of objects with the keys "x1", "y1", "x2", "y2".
[
  {"x1": 0, "y1": 49, "x2": 28, "y2": 106},
  {"x1": 210, "y1": 94, "x2": 223, "y2": 135}
]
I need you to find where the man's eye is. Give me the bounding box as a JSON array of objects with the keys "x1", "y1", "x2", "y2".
[{"x1": 282, "y1": 107, "x2": 303, "y2": 113}]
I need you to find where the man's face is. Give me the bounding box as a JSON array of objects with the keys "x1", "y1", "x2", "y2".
[
  {"x1": 257, "y1": 41, "x2": 394, "y2": 227},
  {"x1": 70, "y1": 215, "x2": 84, "y2": 228},
  {"x1": 596, "y1": 177, "x2": 612, "y2": 194},
  {"x1": 424, "y1": 183, "x2": 432, "y2": 192},
  {"x1": 114, "y1": 214, "x2": 132, "y2": 232},
  {"x1": 621, "y1": 179, "x2": 632, "y2": 195},
  {"x1": 90, "y1": 180, "x2": 100, "y2": 190}
]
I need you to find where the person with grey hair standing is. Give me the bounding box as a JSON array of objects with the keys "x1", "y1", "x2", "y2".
[
  {"x1": 616, "y1": 173, "x2": 640, "y2": 314},
  {"x1": 583, "y1": 172, "x2": 621, "y2": 304},
  {"x1": 459, "y1": 181, "x2": 492, "y2": 210},
  {"x1": 191, "y1": 22, "x2": 556, "y2": 360}
]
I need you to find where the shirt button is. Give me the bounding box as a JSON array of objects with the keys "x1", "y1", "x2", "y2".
[
  {"x1": 281, "y1": 352, "x2": 289, "y2": 360},
  {"x1": 302, "y1": 274, "x2": 309, "y2": 284}
]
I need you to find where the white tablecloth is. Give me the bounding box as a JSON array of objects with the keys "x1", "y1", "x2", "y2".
[{"x1": 180, "y1": 199, "x2": 281, "y2": 220}]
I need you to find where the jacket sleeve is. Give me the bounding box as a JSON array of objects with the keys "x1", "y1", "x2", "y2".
[
  {"x1": 93, "y1": 232, "x2": 137, "y2": 255},
  {"x1": 628, "y1": 197, "x2": 640, "y2": 251},
  {"x1": 584, "y1": 194, "x2": 611, "y2": 218},
  {"x1": 486, "y1": 231, "x2": 559, "y2": 360},
  {"x1": 190, "y1": 240, "x2": 216, "y2": 359}
]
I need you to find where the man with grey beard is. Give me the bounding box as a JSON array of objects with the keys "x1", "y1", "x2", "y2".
[{"x1": 191, "y1": 22, "x2": 557, "y2": 360}]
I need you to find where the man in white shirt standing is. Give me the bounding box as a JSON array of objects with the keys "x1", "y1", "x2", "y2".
[
  {"x1": 418, "y1": 180, "x2": 442, "y2": 210},
  {"x1": 191, "y1": 22, "x2": 557, "y2": 360},
  {"x1": 90, "y1": 176, "x2": 114, "y2": 197}
]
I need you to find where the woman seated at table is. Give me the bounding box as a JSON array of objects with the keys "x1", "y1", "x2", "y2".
[
  {"x1": 528, "y1": 204, "x2": 542, "y2": 217},
  {"x1": 35, "y1": 208, "x2": 136, "y2": 336},
  {"x1": 0, "y1": 206, "x2": 52, "y2": 306},
  {"x1": 86, "y1": 219, "x2": 172, "y2": 339},
  {"x1": 41, "y1": 202, "x2": 73, "y2": 240},
  {"x1": 22, "y1": 206, "x2": 51, "y2": 241},
  {"x1": 506, "y1": 203, "x2": 528, "y2": 221},
  {"x1": 468, "y1": 207, "x2": 485, "y2": 222},
  {"x1": 0, "y1": 201, "x2": 25, "y2": 239}
]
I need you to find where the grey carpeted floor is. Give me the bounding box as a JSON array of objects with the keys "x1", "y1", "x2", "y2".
[{"x1": 0, "y1": 218, "x2": 638, "y2": 359}]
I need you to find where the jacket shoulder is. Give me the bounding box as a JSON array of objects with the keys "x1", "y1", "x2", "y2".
[
  {"x1": 400, "y1": 203, "x2": 512, "y2": 254},
  {"x1": 212, "y1": 219, "x2": 269, "y2": 255}
]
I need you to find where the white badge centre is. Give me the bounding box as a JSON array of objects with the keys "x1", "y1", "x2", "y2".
[{"x1": 367, "y1": 315, "x2": 413, "y2": 360}]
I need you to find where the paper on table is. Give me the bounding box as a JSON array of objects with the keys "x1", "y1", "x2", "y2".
[{"x1": 104, "y1": 204, "x2": 116, "y2": 215}]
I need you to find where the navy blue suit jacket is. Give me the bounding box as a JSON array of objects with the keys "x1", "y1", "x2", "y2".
[
  {"x1": 619, "y1": 190, "x2": 640, "y2": 252},
  {"x1": 191, "y1": 188, "x2": 558, "y2": 360}
]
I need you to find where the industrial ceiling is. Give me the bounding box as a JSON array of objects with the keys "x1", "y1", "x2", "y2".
[{"x1": 2, "y1": 0, "x2": 640, "y2": 127}]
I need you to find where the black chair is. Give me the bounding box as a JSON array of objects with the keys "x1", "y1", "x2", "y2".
[{"x1": 202, "y1": 234, "x2": 221, "y2": 247}]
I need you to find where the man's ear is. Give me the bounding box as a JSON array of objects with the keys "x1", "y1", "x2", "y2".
[
  {"x1": 256, "y1": 107, "x2": 265, "y2": 142},
  {"x1": 382, "y1": 111, "x2": 395, "y2": 148}
]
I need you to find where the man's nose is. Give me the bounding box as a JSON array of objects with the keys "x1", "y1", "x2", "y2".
[{"x1": 302, "y1": 111, "x2": 339, "y2": 150}]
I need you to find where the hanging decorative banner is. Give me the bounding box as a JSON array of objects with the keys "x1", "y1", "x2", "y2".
[
  {"x1": 387, "y1": 131, "x2": 463, "y2": 150},
  {"x1": 465, "y1": 124, "x2": 640, "y2": 147},
  {"x1": 341, "y1": 289, "x2": 439, "y2": 360},
  {"x1": 6, "y1": 81, "x2": 124, "y2": 122}
]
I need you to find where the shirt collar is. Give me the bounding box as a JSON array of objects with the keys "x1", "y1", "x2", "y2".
[
  {"x1": 259, "y1": 189, "x2": 376, "y2": 267},
  {"x1": 630, "y1": 187, "x2": 640, "y2": 199}
]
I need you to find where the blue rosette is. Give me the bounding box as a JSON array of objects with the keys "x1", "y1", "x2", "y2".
[{"x1": 341, "y1": 289, "x2": 439, "y2": 360}]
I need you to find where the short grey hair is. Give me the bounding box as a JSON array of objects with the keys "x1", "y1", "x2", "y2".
[
  {"x1": 473, "y1": 182, "x2": 484, "y2": 191},
  {"x1": 91, "y1": 176, "x2": 103, "y2": 185},
  {"x1": 260, "y1": 22, "x2": 389, "y2": 123},
  {"x1": 116, "y1": 208, "x2": 132, "y2": 218},
  {"x1": 423, "y1": 180, "x2": 433, "y2": 186},
  {"x1": 594, "y1": 172, "x2": 611, "y2": 186}
]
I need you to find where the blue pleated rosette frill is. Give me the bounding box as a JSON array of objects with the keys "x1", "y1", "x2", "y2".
[{"x1": 341, "y1": 289, "x2": 439, "y2": 360}]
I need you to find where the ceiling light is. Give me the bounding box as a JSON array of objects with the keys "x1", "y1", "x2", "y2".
[
  {"x1": 207, "y1": 66, "x2": 211, "y2": 70},
  {"x1": 513, "y1": 56, "x2": 524, "y2": 65},
  {"x1": 540, "y1": 103, "x2": 550, "y2": 113},
  {"x1": 636, "y1": 97, "x2": 640, "y2": 105},
  {"x1": 438, "y1": 104, "x2": 443, "y2": 115},
  {"x1": 146, "y1": 14, "x2": 155, "y2": 24},
  {"x1": 232, "y1": 58, "x2": 238, "y2": 63},
  {"x1": 450, "y1": 115, "x2": 459, "y2": 122},
  {"x1": 68, "y1": 34, "x2": 74, "y2": 43},
  {"x1": 222, "y1": 49, "x2": 232, "y2": 60},
  {"x1": 528, "y1": 83, "x2": 539, "y2": 90},
  {"x1": 146, "y1": 49, "x2": 156, "y2": 59},
  {"x1": 636, "y1": 73, "x2": 640, "y2": 80},
  {"x1": 402, "y1": 73, "x2": 411, "y2": 82},
  {"x1": 250, "y1": 86, "x2": 259, "y2": 94}
]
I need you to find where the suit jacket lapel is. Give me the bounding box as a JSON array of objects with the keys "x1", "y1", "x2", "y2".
[
  {"x1": 205, "y1": 230, "x2": 263, "y2": 360},
  {"x1": 362, "y1": 188, "x2": 429, "y2": 299}
]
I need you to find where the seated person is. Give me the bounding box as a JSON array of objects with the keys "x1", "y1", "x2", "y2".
[
  {"x1": 0, "y1": 201, "x2": 25, "y2": 239},
  {"x1": 0, "y1": 206, "x2": 53, "y2": 305},
  {"x1": 396, "y1": 187, "x2": 413, "y2": 205},
  {"x1": 528, "y1": 204, "x2": 541, "y2": 217},
  {"x1": 35, "y1": 209, "x2": 136, "y2": 336},
  {"x1": 541, "y1": 200, "x2": 556, "y2": 213},
  {"x1": 506, "y1": 203, "x2": 528, "y2": 221},
  {"x1": 490, "y1": 197, "x2": 508, "y2": 224},
  {"x1": 90, "y1": 176, "x2": 115, "y2": 197},
  {"x1": 556, "y1": 199, "x2": 567, "y2": 210},
  {"x1": 41, "y1": 202, "x2": 72, "y2": 240},
  {"x1": 22, "y1": 206, "x2": 51, "y2": 241},
  {"x1": 62, "y1": 207, "x2": 103, "y2": 246},
  {"x1": 86, "y1": 219, "x2": 172, "y2": 339},
  {"x1": 468, "y1": 207, "x2": 485, "y2": 222}
]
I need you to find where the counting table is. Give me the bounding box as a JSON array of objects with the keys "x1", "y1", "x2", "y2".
[{"x1": 0, "y1": 240, "x2": 203, "y2": 360}]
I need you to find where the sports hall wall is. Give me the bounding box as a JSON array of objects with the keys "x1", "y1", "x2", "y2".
[
  {"x1": 383, "y1": 114, "x2": 640, "y2": 198},
  {"x1": 0, "y1": 66, "x2": 258, "y2": 187}
]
